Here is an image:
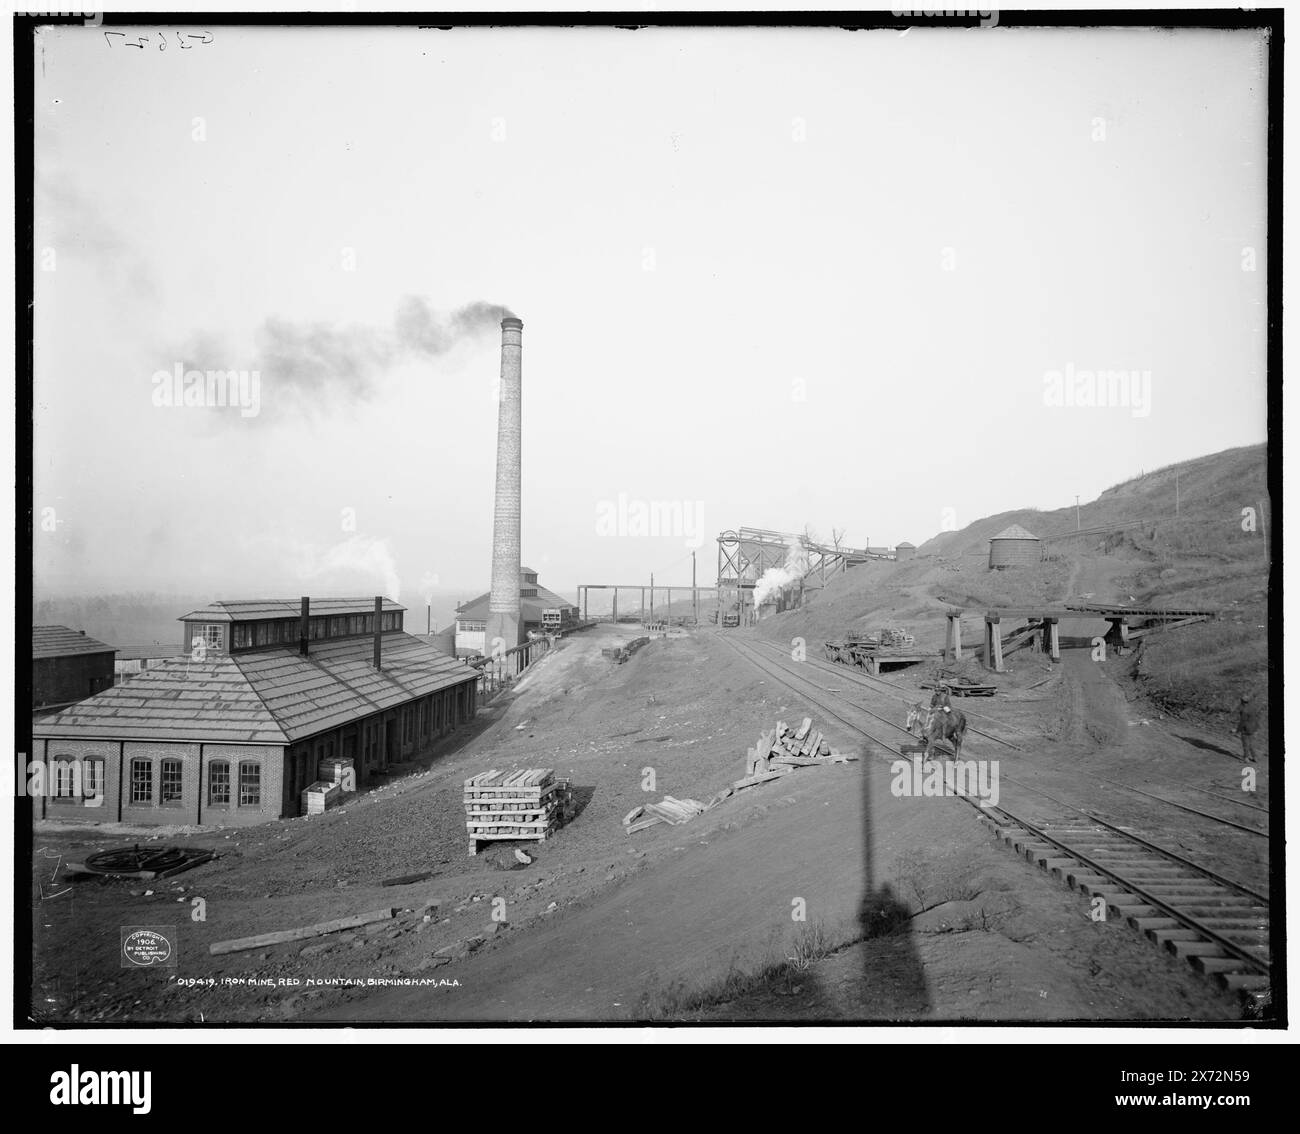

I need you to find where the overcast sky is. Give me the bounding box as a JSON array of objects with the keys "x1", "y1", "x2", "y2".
[{"x1": 32, "y1": 24, "x2": 1268, "y2": 603}]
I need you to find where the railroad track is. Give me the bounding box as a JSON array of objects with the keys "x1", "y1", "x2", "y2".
[
  {"x1": 715, "y1": 631, "x2": 1273, "y2": 1009},
  {"x1": 985, "y1": 807, "x2": 1270, "y2": 1000},
  {"x1": 770, "y1": 638, "x2": 1269, "y2": 835}
]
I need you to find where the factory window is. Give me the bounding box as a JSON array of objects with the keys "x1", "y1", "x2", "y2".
[
  {"x1": 194, "y1": 624, "x2": 223, "y2": 653},
  {"x1": 209, "y1": 761, "x2": 231, "y2": 806},
  {"x1": 52, "y1": 757, "x2": 79, "y2": 799},
  {"x1": 82, "y1": 758, "x2": 104, "y2": 801},
  {"x1": 460, "y1": 620, "x2": 486, "y2": 634},
  {"x1": 233, "y1": 624, "x2": 252, "y2": 649},
  {"x1": 161, "y1": 759, "x2": 183, "y2": 804},
  {"x1": 130, "y1": 759, "x2": 153, "y2": 805},
  {"x1": 238, "y1": 762, "x2": 261, "y2": 807}
]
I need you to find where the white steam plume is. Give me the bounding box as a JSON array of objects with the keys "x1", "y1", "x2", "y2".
[{"x1": 752, "y1": 536, "x2": 809, "y2": 610}]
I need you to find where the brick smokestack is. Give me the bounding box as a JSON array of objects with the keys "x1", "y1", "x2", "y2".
[{"x1": 487, "y1": 316, "x2": 524, "y2": 652}]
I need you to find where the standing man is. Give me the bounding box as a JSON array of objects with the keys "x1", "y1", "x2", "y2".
[{"x1": 1232, "y1": 692, "x2": 1262, "y2": 764}]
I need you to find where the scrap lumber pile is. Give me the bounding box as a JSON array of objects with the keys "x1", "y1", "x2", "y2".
[
  {"x1": 623, "y1": 717, "x2": 857, "y2": 836},
  {"x1": 878, "y1": 628, "x2": 915, "y2": 648},
  {"x1": 601, "y1": 636, "x2": 650, "y2": 664},
  {"x1": 623, "y1": 795, "x2": 710, "y2": 834},
  {"x1": 740, "y1": 717, "x2": 857, "y2": 785},
  {"x1": 463, "y1": 769, "x2": 574, "y2": 856}
]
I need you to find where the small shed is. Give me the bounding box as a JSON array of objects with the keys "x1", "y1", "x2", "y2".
[
  {"x1": 894, "y1": 541, "x2": 916, "y2": 560},
  {"x1": 988, "y1": 524, "x2": 1041, "y2": 569},
  {"x1": 33, "y1": 626, "x2": 117, "y2": 711}
]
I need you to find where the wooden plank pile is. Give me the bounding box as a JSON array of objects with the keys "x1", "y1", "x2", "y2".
[
  {"x1": 463, "y1": 769, "x2": 574, "y2": 856},
  {"x1": 623, "y1": 717, "x2": 857, "y2": 836},
  {"x1": 741, "y1": 717, "x2": 857, "y2": 785},
  {"x1": 879, "y1": 628, "x2": 915, "y2": 648},
  {"x1": 623, "y1": 795, "x2": 709, "y2": 834}
]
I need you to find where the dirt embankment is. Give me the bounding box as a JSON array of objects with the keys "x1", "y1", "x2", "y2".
[{"x1": 31, "y1": 615, "x2": 1252, "y2": 1025}]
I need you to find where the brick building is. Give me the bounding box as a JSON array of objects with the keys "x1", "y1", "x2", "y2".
[
  {"x1": 31, "y1": 597, "x2": 478, "y2": 826},
  {"x1": 453, "y1": 567, "x2": 576, "y2": 657},
  {"x1": 33, "y1": 626, "x2": 117, "y2": 713}
]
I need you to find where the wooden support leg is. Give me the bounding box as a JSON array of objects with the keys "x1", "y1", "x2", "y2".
[
  {"x1": 947, "y1": 615, "x2": 962, "y2": 661},
  {"x1": 1048, "y1": 619, "x2": 1060, "y2": 661},
  {"x1": 985, "y1": 617, "x2": 1004, "y2": 673}
]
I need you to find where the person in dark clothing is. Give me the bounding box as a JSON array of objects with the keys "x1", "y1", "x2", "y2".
[{"x1": 1232, "y1": 693, "x2": 1262, "y2": 763}]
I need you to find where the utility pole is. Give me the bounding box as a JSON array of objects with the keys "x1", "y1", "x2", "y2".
[
  {"x1": 691, "y1": 551, "x2": 697, "y2": 624},
  {"x1": 650, "y1": 573, "x2": 654, "y2": 621},
  {"x1": 1075, "y1": 495, "x2": 1081, "y2": 531}
]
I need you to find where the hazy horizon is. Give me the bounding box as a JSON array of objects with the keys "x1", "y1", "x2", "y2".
[{"x1": 34, "y1": 25, "x2": 1268, "y2": 601}]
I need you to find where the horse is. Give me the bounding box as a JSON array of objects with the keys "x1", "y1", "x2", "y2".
[{"x1": 905, "y1": 701, "x2": 968, "y2": 762}]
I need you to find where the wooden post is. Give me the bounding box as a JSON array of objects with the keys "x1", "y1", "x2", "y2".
[
  {"x1": 985, "y1": 615, "x2": 1004, "y2": 673},
  {"x1": 612, "y1": 588, "x2": 618, "y2": 623},
  {"x1": 1047, "y1": 617, "x2": 1060, "y2": 661},
  {"x1": 1105, "y1": 617, "x2": 1129, "y2": 653},
  {"x1": 946, "y1": 614, "x2": 962, "y2": 661},
  {"x1": 581, "y1": 587, "x2": 587, "y2": 622}
]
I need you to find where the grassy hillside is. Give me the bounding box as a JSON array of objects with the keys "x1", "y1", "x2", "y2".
[
  {"x1": 919, "y1": 444, "x2": 1268, "y2": 560},
  {"x1": 748, "y1": 443, "x2": 1270, "y2": 729}
]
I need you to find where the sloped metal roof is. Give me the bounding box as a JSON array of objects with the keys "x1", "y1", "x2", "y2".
[
  {"x1": 33, "y1": 656, "x2": 286, "y2": 744},
  {"x1": 454, "y1": 585, "x2": 577, "y2": 623},
  {"x1": 33, "y1": 632, "x2": 476, "y2": 745},
  {"x1": 990, "y1": 524, "x2": 1040, "y2": 541},
  {"x1": 176, "y1": 597, "x2": 406, "y2": 623},
  {"x1": 236, "y1": 634, "x2": 474, "y2": 741},
  {"x1": 33, "y1": 625, "x2": 116, "y2": 659}
]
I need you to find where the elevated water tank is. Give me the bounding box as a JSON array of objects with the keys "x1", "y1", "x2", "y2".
[{"x1": 988, "y1": 524, "x2": 1041, "y2": 569}]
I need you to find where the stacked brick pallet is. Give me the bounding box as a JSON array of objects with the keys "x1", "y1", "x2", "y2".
[{"x1": 463, "y1": 769, "x2": 573, "y2": 856}]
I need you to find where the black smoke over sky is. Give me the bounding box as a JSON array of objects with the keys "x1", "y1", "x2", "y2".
[{"x1": 180, "y1": 297, "x2": 514, "y2": 422}]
